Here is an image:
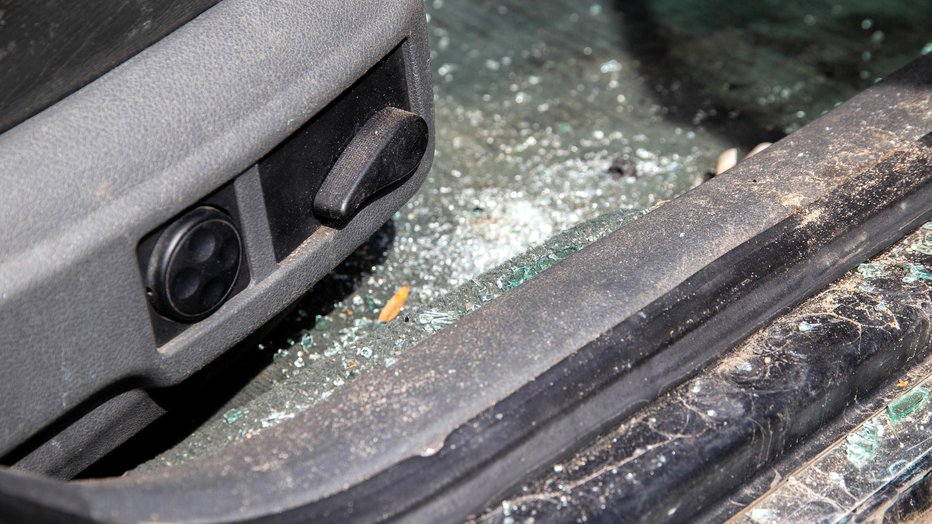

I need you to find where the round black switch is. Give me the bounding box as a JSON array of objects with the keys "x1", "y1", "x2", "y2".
[{"x1": 147, "y1": 206, "x2": 242, "y2": 322}]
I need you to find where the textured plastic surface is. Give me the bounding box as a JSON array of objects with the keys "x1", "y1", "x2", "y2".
[
  {"x1": 0, "y1": 0, "x2": 434, "y2": 469},
  {"x1": 0, "y1": 0, "x2": 220, "y2": 134}
]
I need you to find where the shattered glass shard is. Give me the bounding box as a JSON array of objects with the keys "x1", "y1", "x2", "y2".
[
  {"x1": 902, "y1": 263, "x2": 932, "y2": 284},
  {"x1": 857, "y1": 263, "x2": 885, "y2": 279},
  {"x1": 887, "y1": 387, "x2": 929, "y2": 422},
  {"x1": 222, "y1": 408, "x2": 243, "y2": 425},
  {"x1": 797, "y1": 320, "x2": 822, "y2": 332},
  {"x1": 498, "y1": 246, "x2": 582, "y2": 290},
  {"x1": 846, "y1": 419, "x2": 882, "y2": 468},
  {"x1": 909, "y1": 231, "x2": 932, "y2": 255}
]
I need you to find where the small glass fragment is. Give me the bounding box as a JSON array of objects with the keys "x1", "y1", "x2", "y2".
[
  {"x1": 910, "y1": 232, "x2": 932, "y2": 255},
  {"x1": 417, "y1": 310, "x2": 457, "y2": 332},
  {"x1": 887, "y1": 387, "x2": 929, "y2": 422},
  {"x1": 749, "y1": 508, "x2": 778, "y2": 523},
  {"x1": 599, "y1": 59, "x2": 622, "y2": 73},
  {"x1": 857, "y1": 263, "x2": 884, "y2": 279},
  {"x1": 364, "y1": 294, "x2": 383, "y2": 313},
  {"x1": 500, "y1": 266, "x2": 534, "y2": 289},
  {"x1": 497, "y1": 247, "x2": 581, "y2": 290},
  {"x1": 314, "y1": 315, "x2": 331, "y2": 331},
  {"x1": 846, "y1": 420, "x2": 882, "y2": 468},
  {"x1": 259, "y1": 411, "x2": 295, "y2": 429},
  {"x1": 300, "y1": 333, "x2": 314, "y2": 350},
  {"x1": 797, "y1": 320, "x2": 821, "y2": 332},
  {"x1": 902, "y1": 263, "x2": 932, "y2": 284},
  {"x1": 223, "y1": 408, "x2": 243, "y2": 425}
]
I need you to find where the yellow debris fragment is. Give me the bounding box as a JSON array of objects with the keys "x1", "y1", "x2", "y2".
[{"x1": 379, "y1": 285, "x2": 411, "y2": 322}]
